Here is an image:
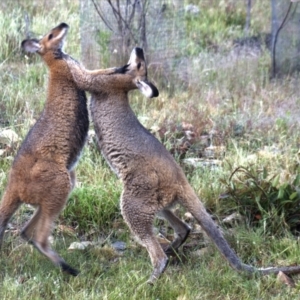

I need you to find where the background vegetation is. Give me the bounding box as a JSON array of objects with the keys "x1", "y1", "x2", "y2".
[{"x1": 1, "y1": 0, "x2": 300, "y2": 299}]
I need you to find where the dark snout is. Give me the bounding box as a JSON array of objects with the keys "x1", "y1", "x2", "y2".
[
  {"x1": 147, "y1": 81, "x2": 159, "y2": 98},
  {"x1": 133, "y1": 47, "x2": 145, "y2": 60},
  {"x1": 57, "y1": 22, "x2": 69, "y2": 30}
]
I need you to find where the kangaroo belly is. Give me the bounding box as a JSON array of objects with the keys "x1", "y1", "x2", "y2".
[{"x1": 101, "y1": 149, "x2": 122, "y2": 178}]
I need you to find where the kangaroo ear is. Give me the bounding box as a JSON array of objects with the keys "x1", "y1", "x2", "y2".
[
  {"x1": 137, "y1": 80, "x2": 159, "y2": 98},
  {"x1": 21, "y1": 39, "x2": 41, "y2": 53}
]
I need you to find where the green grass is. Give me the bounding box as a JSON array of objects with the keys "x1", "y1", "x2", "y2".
[
  {"x1": 1, "y1": 0, "x2": 300, "y2": 299},
  {"x1": 1, "y1": 230, "x2": 300, "y2": 299}
]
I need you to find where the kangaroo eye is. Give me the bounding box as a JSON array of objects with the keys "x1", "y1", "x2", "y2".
[
  {"x1": 48, "y1": 34, "x2": 53, "y2": 40},
  {"x1": 137, "y1": 62, "x2": 141, "y2": 69}
]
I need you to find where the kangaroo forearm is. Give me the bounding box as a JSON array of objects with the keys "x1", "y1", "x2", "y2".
[
  {"x1": 86, "y1": 67, "x2": 117, "y2": 75},
  {"x1": 69, "y1": 63, "x2": 122, "y2": 92}
]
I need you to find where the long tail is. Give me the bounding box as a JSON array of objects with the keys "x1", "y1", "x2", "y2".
[{"x1": 183, "y1": 184, "x2": 300, "y2": 276}]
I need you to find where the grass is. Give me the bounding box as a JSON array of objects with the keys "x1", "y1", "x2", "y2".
[
  {"x1": 1, "y1": 233, "x2": 300, "y2": 299},
  {"x1": 1, "y1": 0, "x2": 300, "y2": 299}
]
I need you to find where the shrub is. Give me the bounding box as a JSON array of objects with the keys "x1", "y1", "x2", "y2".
[{"x1": 220, "y1": 165, "x2": 300, "y2": 236}]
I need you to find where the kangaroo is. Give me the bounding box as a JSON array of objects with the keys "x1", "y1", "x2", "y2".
[
  {"x1": 68, "y1": 47, "x2": 300, "y2": 283},
  {"x1": 0, "y1": 22, "x2": 121, "y2": 276}
]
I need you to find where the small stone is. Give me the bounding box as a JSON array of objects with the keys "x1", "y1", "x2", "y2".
[
  {"x1": 68, "y1": 241, "x2": 94, "y2": 250},
  {"x1": 184, "y1": 212, "x2": 194, "y2": 222},
  {"x1": 276, "y1": 271, "x2": 295, "y2": 288},
  {"x1": 111, "y1": 241, "x2": 127, "y2": 251}
]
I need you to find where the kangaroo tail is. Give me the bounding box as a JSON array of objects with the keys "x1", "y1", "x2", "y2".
[{"x1": 182, "y1": 183, "x2": 300, "y2": 276}]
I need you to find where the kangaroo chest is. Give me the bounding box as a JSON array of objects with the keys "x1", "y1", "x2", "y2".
[
  {"x1": 18, "y1": 88, "x2": 89, "y2": 171},
  {"x1": 90, "y1": 97, "x2": 149, "y2": 178},
  {"x1": 65, "y1": 89, "x2": 89, "y2": 170}
]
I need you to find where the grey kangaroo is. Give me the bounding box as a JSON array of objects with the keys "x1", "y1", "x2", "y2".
[
  {"x1": 68, "y1": 47, "x2": 300, "y2": 283},
  {"x1": 0, "y1": 23, "x2": 121, "y2": 276}
]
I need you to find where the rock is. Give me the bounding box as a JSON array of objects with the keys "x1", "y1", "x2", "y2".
[
  {"x1": 68, "y1": 241, "x2": 94, "y2": 250},
  {"x1": 182, "y1": 158, "x2": 222, "y2": 169},
  {"x1": 276, "y1": 271, "x2": 295, "y2": 288},
  {"x1": 48, "y1": 236, "x2": 54, "y2": 244},
  {"x1": 111, "y1": 241, "x2": 127, "y2": 251},
  {"x1": 0, "y1": 129, "x2": 20, "y2": 146},
  {"x1": 222, "y1": 212, "x2": 244, "y2": 226},
  {"x1": 183, "y1": 212, "x2": 194, "y2": 222}
]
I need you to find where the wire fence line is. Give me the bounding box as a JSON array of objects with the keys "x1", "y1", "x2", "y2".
[
  {"x1": 79, "y1": 0, "x2": 185, "y2": 82},
  {"x1": 80, "y1": 0, "x2": 300, "y2": 84}
]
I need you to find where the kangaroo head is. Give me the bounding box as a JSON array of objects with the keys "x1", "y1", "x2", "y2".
[
  {"x1": 21, "y1": 23, "x2": 69, "y2": 65},
  {"x1": 126, "y1": 47, "x2": 159, "y2": 98}
]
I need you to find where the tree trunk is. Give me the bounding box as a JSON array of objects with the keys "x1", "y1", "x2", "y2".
[{"x1": 271, "y1": 1, "x2": 300, "y2": 76}]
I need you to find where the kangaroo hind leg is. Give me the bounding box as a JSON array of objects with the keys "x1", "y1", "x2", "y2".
[
  {"x1": 21, "y1": 204, "x2": 79, "y2": 276},
  {"x1": 159, "y1": 208, "x2": 191, "y2": 256},
  {"x1": 21, "y1": 168, "x2": 79, "y2": 276},
  {"x1": 121, "y1": 192, "x2": 168, "y2": 284},
  {"x1": 21, "y1": 200, "x2": 79, "y2": 276},
  {"x1": 0, "y1": 187, "x2": 21, "y2": 246}
]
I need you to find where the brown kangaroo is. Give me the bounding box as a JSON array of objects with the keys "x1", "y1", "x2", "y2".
[
  {"x1": 0, "y1": 23, "x2": 120, "y2": 276},
  {"x1": 68, "y1": 47, "x2": 300, "y2": 283}
]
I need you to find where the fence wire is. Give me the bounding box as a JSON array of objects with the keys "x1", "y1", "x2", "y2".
[{"x1": 80, "y1": 0, "x2": 185, "y2": 69}]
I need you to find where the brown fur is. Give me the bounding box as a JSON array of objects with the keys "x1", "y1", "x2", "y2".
[
  {"x1": 69, "y1": 48, "x2": 300, "y2": 283},
  {"x1": 0, "y1": 23, "x2": 119, "y2": 275}
]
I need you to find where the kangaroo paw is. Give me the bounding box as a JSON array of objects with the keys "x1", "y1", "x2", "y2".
[{"x1": 60, "y1": 261, "x2": 80, "y2": 276}]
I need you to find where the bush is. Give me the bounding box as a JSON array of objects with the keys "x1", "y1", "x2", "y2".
[{"x1": 220, "y1": 165, "x2": 300, "y2": 236}]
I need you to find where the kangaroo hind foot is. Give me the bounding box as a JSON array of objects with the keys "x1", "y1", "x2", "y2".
[{"x1": 159, "y1": 208, "x2": 191, "y2": 256}]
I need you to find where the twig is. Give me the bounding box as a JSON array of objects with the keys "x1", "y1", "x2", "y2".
[
  {"x1": 107, "y1": 0, "x2": 138, "y2": 44},
  {"x1": 272, "y1": 2, "x2": 293, "y2": 77},
  {"x1": 91, "y1": 0, "x2": 114, "y2": 32}
]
